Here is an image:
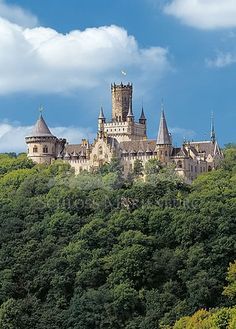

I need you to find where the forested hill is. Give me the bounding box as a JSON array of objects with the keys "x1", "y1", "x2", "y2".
[{"x1": 0, "y1": 148, "x2": 235, "y2": 329}]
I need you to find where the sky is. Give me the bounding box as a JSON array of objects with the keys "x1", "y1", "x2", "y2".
[{"x1": 0, "y1": 0, "x2": 236, "y2": 152}]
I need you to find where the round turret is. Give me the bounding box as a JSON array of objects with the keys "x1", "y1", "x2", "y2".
[{"x1": 25, "y1": 113, "x2": 58, "y2": 164}]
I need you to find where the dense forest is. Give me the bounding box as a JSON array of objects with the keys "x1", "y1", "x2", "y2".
[{"x1": 0, "y1": 147, "x2": 235, "y2": 329}]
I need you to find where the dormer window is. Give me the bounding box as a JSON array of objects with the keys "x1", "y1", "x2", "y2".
[{"x1": 33, "y1": 145, "x2": 38, "y2": 153}]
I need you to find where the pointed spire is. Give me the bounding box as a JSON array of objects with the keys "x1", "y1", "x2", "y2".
[
  {"x1": 211, "y1": 111, "x2": 216, "y2": 143},
  {"x1": 98, "y1": 106, "x2": 105, "y2": 120},
  {"x1": 139, "y1": 106, "x2": 146, "y2": 120},
  {"x1": 156, "y1": 102, "x2": 171, "y2": 145},
  {"x1": 127, "y1": 96, "x2": 134, "y2": 118},
  {"x1": 30, "y1": 108, "x2": 53, "y2": 137}
]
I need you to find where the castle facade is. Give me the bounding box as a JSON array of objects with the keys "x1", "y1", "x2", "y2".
[{"x1": 25, "y1": 83, "x2": 223, "y2": 182}]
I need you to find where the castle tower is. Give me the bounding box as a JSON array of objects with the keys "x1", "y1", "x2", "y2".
[
  {"x1": 111, "y1": 82, "x2": 133, "y2": 122},
  {"x1": 156, "y1": 104, "x2": 172, "y2": 163},
  {"x1": 25, "y1": 112, "x2": 58, "y2": 164}
]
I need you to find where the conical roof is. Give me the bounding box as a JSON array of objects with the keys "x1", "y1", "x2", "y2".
[
  {"x1": 156, "y1": 108, "x2": 171, "y2": 145},
  {"x1": 99, "y1": 107, "x2": 105, "y2": 119},
  {"x1": 139, "y1": 107, "x2": 146, "y2": 120},
  {"x1": 127, "y1": 97, "x2": 134, "y2": 117},
  {"x1": 30, "y1": 114, "x2": 54, "y2": 137}
]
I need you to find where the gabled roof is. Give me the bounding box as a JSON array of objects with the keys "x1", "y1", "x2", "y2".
[
  {"x1": 119, "y1": 140, "x2": 156, "y2": 153},
  {"x1": 30, "y1": 114, "x2": 54, "y2": 137},
  {"x1": 156, "y1": 110, "x2": 171, "y2": 145}
]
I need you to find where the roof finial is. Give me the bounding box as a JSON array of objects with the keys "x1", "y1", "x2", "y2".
[
  {"x1": 39, "y1": 105, "x2": 44, "y2": 116},
  {"x1": 211, "y1": 111, "x2": 216, "y2": 143}
]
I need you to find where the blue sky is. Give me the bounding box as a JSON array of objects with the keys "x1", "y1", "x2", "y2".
[{"x1": 0, "y1": 0, "x2": 236, "y2": 151}]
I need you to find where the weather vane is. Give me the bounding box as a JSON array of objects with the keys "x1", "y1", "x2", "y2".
[{"x1": 39, "y1": 105, "x2": 44, "y2": 114}]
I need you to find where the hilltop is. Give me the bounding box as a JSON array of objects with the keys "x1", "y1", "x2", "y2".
[{"x1": 0, "y1": 147, "x2": 235, "y2": 328}]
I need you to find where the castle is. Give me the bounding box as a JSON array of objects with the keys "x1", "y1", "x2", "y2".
[{"x1": 25, "y1": 83, "x2": 223, "y2": 182}]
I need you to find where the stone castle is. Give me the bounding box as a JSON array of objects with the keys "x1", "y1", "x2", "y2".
[{"x1": 25, "y1": 83, "x2": 223, "y2": 182}]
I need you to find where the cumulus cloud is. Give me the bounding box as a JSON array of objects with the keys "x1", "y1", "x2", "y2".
[
  {"x1": 0, "y1": 0, "x2": 38, "y2": 27},
  {"x1": 164, "y1": 0, "x2": 236, "y2": 30},
  {"x1": 0, "y1": 17, "x2": 170, "y2": 95},
  {"x1": 0, "y1": 121, "x2": 95, "y2": 153},
  {"x1": 206, "y1": 52, "x2": 236, "y2": 68}
]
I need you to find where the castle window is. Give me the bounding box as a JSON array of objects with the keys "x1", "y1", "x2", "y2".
[
  {"x1": 165, "y1": 151, "x2": 168, "y2": 156},
  {"x1": 208, "y1": 165, "x2": 212, "y2": 172},
  {"x1": 99, "y1": 146, "x2": 103, "y2": 155},
  {"x1": 177, "y1": 160, "x2": 183, "y2": 168},
  {"x1": 43, "y1": 145, "x2": 48, "y2": 154},
  {"x1": 33, "y1": 145, "x2": 38, "y2": 153}
]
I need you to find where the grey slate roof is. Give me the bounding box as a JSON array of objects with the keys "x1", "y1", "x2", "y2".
[
  {"x1": 30, "y1": 114, "x2": 54, "y2": 137},
  {"x1": 98, "y1": 107, "x2": 105, "y2": 119},
  {"x1": 139, "y1": 107, "x2": 146, "y2": 120},
  {"x1": 119, "y1": 140, "x2": 156, "y2": 153},
  {"x1": 189, "y1": 141, "x2": 214, "y2": 155},
  {"x1": 156, "y1": 110, "x2": 171, "y2": 145}
]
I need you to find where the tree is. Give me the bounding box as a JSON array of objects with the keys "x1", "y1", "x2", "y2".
[{"x1": 223, "y1": 261, "x2": 236, "y2": 302}]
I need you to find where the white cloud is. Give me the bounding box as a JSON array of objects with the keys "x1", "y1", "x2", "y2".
[
  {"x1": 164, "y1": 0, "x2": 236, "y2": 30},
  {"x1": 0, "y1": 121, "x2": 95, "y2": 153},
  {"x1": 0, "y1": 17, "x2": 170, "y2": 95},
  {"x1": 206, "y1": 52, "x2": 236, "y2": 68},
  {"x1": 0, "y1": 0, "x2": 38, "y2": 27}
]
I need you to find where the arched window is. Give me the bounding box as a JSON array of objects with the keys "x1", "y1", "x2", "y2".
[
  {"x1": 33, "y1": 145, "x2": 38, "y2": 153},
  {"x1": 99, "y1": 146, "x2": 103, "y2": 155},
  {"x1": 208, "y1": 165, "x2": 212, "y2": 172},
  {"x1": 43, "y1": 145, "x2": 48, "y2": 153},
  {"x1": 165, "y1": 151, "x2": 168, "y2": 156}
]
